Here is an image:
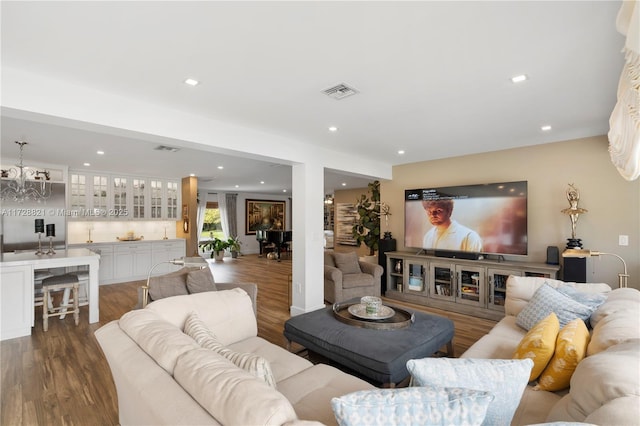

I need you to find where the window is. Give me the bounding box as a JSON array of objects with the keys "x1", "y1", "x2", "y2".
[{"x1": 202, "y1": 201, "x2": 223, "y2": 239}]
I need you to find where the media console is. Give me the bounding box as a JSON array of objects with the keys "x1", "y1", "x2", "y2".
[{"x1": 385, "y1": 251, "x2": 560, "y2": 321}]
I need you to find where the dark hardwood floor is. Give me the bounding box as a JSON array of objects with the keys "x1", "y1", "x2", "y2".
[{"x1": 0, "y1": 254, "x2": 496, "y2": 425}]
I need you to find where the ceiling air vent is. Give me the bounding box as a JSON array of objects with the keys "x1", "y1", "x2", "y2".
[
  {"x1": 322, "y1": 83, "x2": 359, "y2": 100},
  {"x1": 154, "y1": 145, "x2": 180, "y2": 153}
]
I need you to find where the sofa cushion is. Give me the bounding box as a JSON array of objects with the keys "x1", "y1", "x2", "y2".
[
  {"x1": 324, "y1": 251, "x2": 337, "y2": 267},
  {"x1": 186, "y1": 268, "x2": 217, "y2": 294},
  {"x1": 174, "y1": 348, "x2": 298, "y2": 425},
  {"x1": 546, "y1": 339, "x2": 640, "y2": 424},
  {"x1": 145, "y1": 288, "x2": 257, "y2": 345},
  {"x1": 556, "y1": 285, "x2": 607, "y2": 312},
  {"x1": 535, "y1": 318, "x2": 590, "y2": 391},
  {"x1": 341, "y1": 273, "x2": 374, "y2": 289},
  {"x1": 505, "y1": 276, "x2": 568, "y2": 317},
  {"x1": 513, "y1": 312, "x2": 559, "y2": 381},
  {"x1": 333, "y1": 251, "x2": 362, "y2": 275},
  {"x1": 277, "y1": 364, "x2": 375, "y2": 426},
  {"x1": 406, "y1": 357, "x2": 532, "y2": 426},
  {"x1": 331, "y1": 386, "x2": 493, "y2": 426},
  {"x1": 516, "y1": 284, "x2": 594, "y2": 330},
  {"x1": 148, "y1": 268, "x2": 190, "y2": 301},
  {"x1": 118, "y1": 309, "x2": 199, "y2": 375},
  {"x1": 587, "y1": 288, "x2": 640, "y2": 356},
  {"x1": 184, "y1": 312, "x2": 276, "y2": 387}
]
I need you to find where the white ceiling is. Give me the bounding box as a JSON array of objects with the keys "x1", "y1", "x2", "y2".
[{"x1": 0, "y1": 1, "x2": 625, "y2": 195}]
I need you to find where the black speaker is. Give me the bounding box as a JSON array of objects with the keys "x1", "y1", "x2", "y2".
[
  {"x1": 564, "y1": 257, "x2": 586, "y2": 283},
  {"x1": 546, "y1": 246, "x2": 559, "y2": 265}
]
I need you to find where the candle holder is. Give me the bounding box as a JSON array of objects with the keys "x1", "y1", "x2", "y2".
[
  {"x1": 163, "y1": 222, "x2": 169, "y2": 240},
  {"x1": 86, "y1": 224, "x2": 94, "y2": 243},
  {"x1": 47, "y1": 236, "x2": 56, "y2": 255},
  {"x1": 35, "y1": 232, "x2": 45, "y2": 255}
]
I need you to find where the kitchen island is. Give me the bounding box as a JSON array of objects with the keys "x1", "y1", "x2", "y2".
[{"x1": 0, "y1": 248, "x2": 100, "y2": 341}]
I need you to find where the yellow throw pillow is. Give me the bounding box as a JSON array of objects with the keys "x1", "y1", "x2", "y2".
[
  {"x1": 534, "y1": 318, "x2": 590, "y2": 391},
  {"x1": 512, "y1": 312, "x2": 560, "y2": 381}
]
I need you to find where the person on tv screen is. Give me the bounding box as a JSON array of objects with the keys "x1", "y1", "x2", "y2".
[{"x1": 422, "y1": 199, "x2": 483, "y2": 252}]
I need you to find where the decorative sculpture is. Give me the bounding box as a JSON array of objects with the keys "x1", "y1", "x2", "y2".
[{"x1": 561, "y1": 183, "x2": 588, "y2": 248}]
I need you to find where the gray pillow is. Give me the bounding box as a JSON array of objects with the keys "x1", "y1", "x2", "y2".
[
  {"x1": 148, "y1": 272, "x2": 189, "y2": 301},
  {"x1": 333, "y1": 251, "x2": 362, "y2": 275},
  {"x1": 186, "y1": 268, "x2": 217, "y2": 294}
]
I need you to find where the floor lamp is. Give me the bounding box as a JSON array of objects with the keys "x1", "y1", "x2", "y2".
[
  {"x1": 562, "y1": 249, "x2": 629, "y2": 288},
  {"x1": 142, "y1": 256, "x2": 208, "y2": 307}
]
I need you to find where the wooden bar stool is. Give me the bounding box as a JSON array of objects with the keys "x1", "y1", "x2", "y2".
[
  {"x1": 59, "y1": 270, "x2": 89, "y2": 319},
  {"x1": 41, "y1": 274, "x2": 79, "y2": 332}
]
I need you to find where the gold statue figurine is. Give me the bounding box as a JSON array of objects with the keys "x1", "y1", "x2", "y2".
[{"x1": 561, "y1": 184, "x2": 587, "y2": 243}]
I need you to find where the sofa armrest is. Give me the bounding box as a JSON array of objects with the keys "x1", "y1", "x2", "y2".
[
  {"x1": 215, "y1": 282, "x2": 258, "y2": 316},
  {"x1": 324, "y1": 265, "x2": 343, "y2": 284},
  {"x1": 359, "y1": 261, "x2": 383, "y2": 278}
]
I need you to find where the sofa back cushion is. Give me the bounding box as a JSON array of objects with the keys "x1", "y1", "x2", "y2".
[
  {"x1": 587, "y1": 288, "x2": 640, "y2": 356},
  {"x1": 146, "y1": 288, "x2": 257, "y2": 345},
  {"x1": 148, "y1": 268, "x2": 190, "y2": 301},
  {"x1": 119, "y1": 309, "x2": 199, "y2": 375},
  {"x1": 174, "y1": 348, "x2": 298, "y2": 425}
]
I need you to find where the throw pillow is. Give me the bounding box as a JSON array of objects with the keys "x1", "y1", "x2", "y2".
[
  {"x1": 516, "y1": 283, "x2": 594, "y2": 330},
  {"x1": 333, "y1": 251, "x2": 362, "y2": 275},
  {"x1": 186, "y1": 267, "x2": 217, "y2": 294},
  {"x1": 556, "y1": 285, "x2": 607, "y2": 311},
  {"x1": 331, "y1": 386, "x2": 494, "y2": 426},
  {"x1": 183, "y1": 312, "x2": 276, "y2": 387},
  {"x1": 406, "y1": 358, "x2": 532, "y2": 426},
  {"x1": 535, "y1": 318, "x2": 590, "y2": 391},
  {"x1": 147, "y1": 271, "x2": 189, "y2": 301},
  {"x1": 513, "y1": 312, "x2": 560, "y2": 381}
]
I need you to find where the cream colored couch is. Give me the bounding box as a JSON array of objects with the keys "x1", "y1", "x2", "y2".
[
  {"x1": 462, "y1": 276, "x2": 640, "y2": 426},
  {"x1": 95, "y1": 286, "x2": 375, "y2": 426}
]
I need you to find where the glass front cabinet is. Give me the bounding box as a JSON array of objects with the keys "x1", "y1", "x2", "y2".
[{"x1": 385, "y1": 252, "x2": 559, "y2": 321}]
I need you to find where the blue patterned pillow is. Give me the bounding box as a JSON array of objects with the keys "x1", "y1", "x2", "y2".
[
  {"x1": 406, "y1": 358, "x2": 532, "y2": 426},
  {"x1": 556, "y1": 285, "x2": 607, "y2": 311},
  {"x1": 331, "y1": 386, "x2": 493, "y2": 426},
  {"x1": 516, "y1": 283, "x2": 595, "y2": 330}
]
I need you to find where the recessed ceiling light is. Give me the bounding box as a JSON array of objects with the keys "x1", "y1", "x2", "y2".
[
  {"x1": 541, "y1": 125, "x2": 552, "y2": 131},
  {"x1": 341, "y1": 182, "x2": 347, "y2": 186},
  {"x1": 282, "y1": 189, "x2": 287, "y2": 193},
  {"x1": 184, "y1": 78, "x2": 199, "y2": 86},
  {"x1": 397, "y1": 150, "x2": 405, "y2": 155},
  {"x1": 511, "y1": 74, "x2": 528, "y2": 83},
  {"x1": 260, "y1": 181, "x2": 265, "y2": 184},
  {"x1": 96, "y1": 150, "x2": 105, "y2": 155},
  {"x1": 83, "y1": 162, "x2": 91, "y2": 167},
  {"x1": 235, "y1": 185, "x2": 239, "y2": 188},
  {"x1": 328, "y1": 126, "x2": 338, "y2": 132},
  {"x1": 217, "y1": 166, "x2": 224, "y2": 170},
  {"x1": 189, "y1": 173, "x2": 195, "y2": 177}
]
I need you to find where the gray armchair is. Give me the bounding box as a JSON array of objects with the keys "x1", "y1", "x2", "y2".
[{"x1": 324, "y1": 251, "x2": 383, "y2": 304}]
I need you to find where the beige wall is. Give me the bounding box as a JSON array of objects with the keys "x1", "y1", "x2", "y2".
[{"x1": 382, "y1": 136, "x2": 640, "y2": 290}]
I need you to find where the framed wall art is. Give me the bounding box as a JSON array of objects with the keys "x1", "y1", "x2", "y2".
[{"x1": 245, "y1": 199, "x2": 286, "y2": 235}]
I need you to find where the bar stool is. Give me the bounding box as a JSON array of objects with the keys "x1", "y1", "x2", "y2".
[
  {"x1": 34, "y1": 269, "x2": 55, "y2": 310},
  {"x1": 59, "y1": 270, "x2": 89, "y2": 319},
  {"x1": 41, "y1": 274, "x2": 79, "y2": 332}
]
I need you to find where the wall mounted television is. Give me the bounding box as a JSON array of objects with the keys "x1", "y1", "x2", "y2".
[{"x1": 404, "y1": 181, "x2": 528, "y2": 257}]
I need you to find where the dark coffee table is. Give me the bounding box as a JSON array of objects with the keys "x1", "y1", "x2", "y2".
[{"x1": 283, "y1": 302, "x2": 454, "y2": 386}]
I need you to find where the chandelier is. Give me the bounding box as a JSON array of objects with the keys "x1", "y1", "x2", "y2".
[{"x1": 1, "y1": 141, "x2": 52, "y2": 203}]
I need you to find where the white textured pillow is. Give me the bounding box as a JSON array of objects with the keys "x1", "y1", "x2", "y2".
[
  {"x1": 119, "y1": 309, "x2": 199, "y2": 375},
  {"x1": 174, "y1": 348, "x2": 297, "y2": 425},
  {"x1": 184, "y1": 312, "x2": 276, "y2": 387},
  {"x1": 407, "y1": 358, "x2": 532, "y2": 426},
  {"x1": 516, "y1": 284, "x2": 595, "y2": 330},
  {"x1": 331, "y1": 386, "x2": 493, "y2": 426}
]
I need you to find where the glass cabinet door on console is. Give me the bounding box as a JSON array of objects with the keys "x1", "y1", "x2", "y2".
[
  {"x1": 406, "y1": 261, "x2": 427, "y2": 294},
  {"x1": 488, "y1": 268, "x2": 521, "y2": 312},
  {"x1": 387, "y1": 257, "x2": 405, "y2": 293},
  {"x1": 456, "y1": 265, "x2": 485, "y2": 307},
  {"x1": 429, "y1": 262, "x2": 455, "y2": 301}
]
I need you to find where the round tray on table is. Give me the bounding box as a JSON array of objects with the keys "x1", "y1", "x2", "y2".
[{"x1": 332, "y1": 302, "x2": 415, "y2": 330}]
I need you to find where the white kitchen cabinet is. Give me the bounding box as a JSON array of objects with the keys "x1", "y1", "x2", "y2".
[
  {"x1": 114, "y1": 242, "x2": 152, "y2": 281},
  {"x1": 151, "y1": 240, "x2": 186, "y2": 275},
  {"x1": 0, "y1": 265, "x2": 33, "y2": 340},
  {"x1": 72, "y1": 243, "x2": 114, "y2": 284}
]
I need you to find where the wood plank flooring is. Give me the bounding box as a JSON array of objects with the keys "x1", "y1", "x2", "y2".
[{"x1": 0, "y1": 254, "x2": 497, "y2": 425}]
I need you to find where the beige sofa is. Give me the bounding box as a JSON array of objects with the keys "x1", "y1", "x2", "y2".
[
  {"x1": 95, "y1": 286, "x2": 375, "y2": 426},
  {"x1": 462, "y1": 276, "x2": 640, "y2": 425}
]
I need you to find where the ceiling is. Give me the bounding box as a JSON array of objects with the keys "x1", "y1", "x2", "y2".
[{"x1": 0, "y1": 1, "x2": 625, "y2": 195}]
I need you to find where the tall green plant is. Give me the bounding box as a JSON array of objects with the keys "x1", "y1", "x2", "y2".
[{"x1": 352, "y1": 180, "x2": 380, "y2": 256}]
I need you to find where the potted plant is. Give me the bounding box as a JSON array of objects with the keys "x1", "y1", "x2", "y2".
[
  {"x1": 199, "y1": 237, "x2": 230, "y2": 261},
  {"x1": 352, "y1": 180, "x2": 381, "y2": 262},
  {"x1": 227, "y1": 236, "x2": 242, "y2": 258}
]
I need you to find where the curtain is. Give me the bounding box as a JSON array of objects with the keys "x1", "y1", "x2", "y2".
[
  {"x1": 196, "y1": 194, "x2": 208, "y2": 242},
  {"x1": 226, "y1": 193, "x2": 238, "y2": 237},
  {"x1": 608, "y1": 0, "x2": 640, "y2": 181},
  {"x1": 218, "y1": 193, "x2": 229, "y2": 239}
]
